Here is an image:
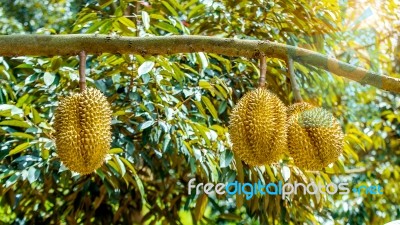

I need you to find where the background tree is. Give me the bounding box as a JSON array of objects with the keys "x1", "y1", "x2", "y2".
[{"x1": 0, "y1": 0, "x2": 399, "y2": 224}]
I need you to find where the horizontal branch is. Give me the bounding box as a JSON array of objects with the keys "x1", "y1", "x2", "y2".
[{"x1": 0, "y1": 34, "x2": 399, "y2": 93}]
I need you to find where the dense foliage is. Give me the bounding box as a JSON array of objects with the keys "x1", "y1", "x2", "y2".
[{"x1": 0, "y1": 0, "x2": 399, "y2": 224}]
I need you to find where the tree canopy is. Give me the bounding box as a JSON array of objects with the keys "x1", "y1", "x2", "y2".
[{"x1": 0, "y1": 0, "x2": 399, "y2": 224}]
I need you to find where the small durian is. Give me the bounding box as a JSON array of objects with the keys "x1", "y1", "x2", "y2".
[
  {"x1": 287, "y1": 102, "x2": 343, "y2": 170},
  {"x1": 229, "y1": 88, "x2": 287, "y2": 166},
  {"x1": 54, "y1": 88, "x2": 112, "y2": 174}
]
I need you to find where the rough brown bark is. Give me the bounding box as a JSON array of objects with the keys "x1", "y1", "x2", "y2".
[{"x1": 0, "y1": 34, "x2": 399, "y2": 93}]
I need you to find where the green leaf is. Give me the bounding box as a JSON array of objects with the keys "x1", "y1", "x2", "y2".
[
  {"x1": 0, "y1": 120, "x2": 30, "y2": 128},
  {"x1": 220, "y1": 150, "x2": 233, "y2": 168},
  {"x1": 162, "y1": 134, "x2": 171, "y2": 152},
  {"x1": 209, "y1": 53, "x2": 231, "y2": 72},
  {"x1": 43, "y1": 72, "x2": 55, "y2": 86},
  {"x1": 266, "y1": 166, "x2": 276, "y2": 182},
  {"x1": 109, "y1": 148, "x2": 124, "y2": 154},
  {"x1": 113, "y1": 156, "x2": 126, "y2": 177},
  {"x1": 139, "y1": 120, "x2": 155, "y2": 130},
  {"x1": 154, "y1": 22, "x2": 179, "y2": 34},
  {"x1": 215, "y1": 84, "x2": 227, "y2": 99},
  {"x1": 142, "y1": 11, "x2": 150, "y2": 30},
  {"x1": 201, "y1": 96, "x2": 218, "y2": 119},
  {"x1": 9, "y1": 142, "x2": 31, "y2": 156},
  {"x1": 149, "y1": 13, "x2": 168, "y2": 22},
  {"x1": 120, "y1": 157, "x2": 147, "y2": 204},
  {"x1": 161, "y1": 1, "x2": 179, "y2": 17},
  {"x1": 41, "y1": 148, "x2": 49, "y2": 160},
  {"x1": 218, "y1": 101, "x2": 227, "y2": 114},
  {"x1": 219, "y1": 213, "x2": 242, "y2": 221},
  {"x1": 281, "y1": 165, "x2": 291, "y2": 182},
  {"x1": 0, "y1": 170, "x2": 14, "y2": 180},
  {"x1": 27, "y1": 167, "x2": 40, "y2": 184},
  {"x1": 99, "y1": 0, "x2": 114, "y2": 8},
  {"x1": 183, "y1": 141, "x2": 193, "y2": 155},
  {"x1": 15, "y1": 64, "x2": 33, "y2": 69},
  {"x1": 10, "y1": 132, "x2": 35, "y2": 139},
  {"x1": 16, "y1": 94, "x2": 30, "y2": 107},
  {"x1": 31, "y1": 108, "x2": 41, "y2": 125},
  {"x1": 193, "y1": 100, "x2": 207, "y2": 117},
  {"x1": 5, "y1": 174, "x2": 18, "y2": 188},
  {"x1": 138, "y1": 61, "x2": 155, "y2": 76},
  {"x1": 199, "y1": 80, "x2": 212, "y2": 89},
  {"x1": 192, "y1": 123, "x2": 210, "y2": 146},
  {"x1": 188, "y1": 4, "x2": 205, "y2": 19},
  {"x1": 167, "y1": 0, "x2": 184, "y2": 13},
  {"x1": 234, "y1": 154, "x2": 244, "y2": 183},
  {"x1": 197, "y1": 52, "x2": 208, "y2": 69},
  {"x1": 118, "y1": 16, "x2": 136, "y2": 28},
  {"x1": 0, "y1": 104, "x2": 23, "y2": 116},
  {"x1": 50, "y1": 56, "x2": 62, "y2": 71},
  {"x1": 86, "y1": 20, "x2": 108, "y2": 33},
  {"x1": 194, "y1": 193, "x2": 208, "y2": 221},
  {"x1": 120, "y1": 157, "x2": 135, "y2": 173},
  {"x1": 107, "y1": 160, "x2": 120, "y2": 175}
]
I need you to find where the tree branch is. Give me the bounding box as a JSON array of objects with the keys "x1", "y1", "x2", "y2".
[{"x1": 0, "y1": 34, "x2": 399, "y2": 93}]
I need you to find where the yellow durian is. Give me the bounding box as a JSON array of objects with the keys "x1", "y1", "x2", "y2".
[
  {"x1": 229, "y1": 88, "x2": 287, "y2": 166},
  {"x1": 54, "y1": 88, "x2": 112, "y2": 174},
  {"x1": 287, "y1": 102, "x2": 343, "y2": 170}
]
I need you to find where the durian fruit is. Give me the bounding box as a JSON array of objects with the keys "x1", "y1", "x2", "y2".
[
  {"x1": 54, "y1": 88, "x2": 112, "y2": 174},
  {"x1": 287, "y1": 102, "x2": 343, "y2": 170},
  {"x1": 229, "y1": 88, "x2": 287, "y2": 166}
]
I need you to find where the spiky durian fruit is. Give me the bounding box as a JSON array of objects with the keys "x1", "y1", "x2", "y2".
[
  {"x1": 229, "y1": 88, "x2": 287, "y2": 166},
  {"x1": 54, "y1": 88, "x2": 112, "y2": 174},
  {"x1": 287, "y1": 102, "x2": 343, "y2": 170}
]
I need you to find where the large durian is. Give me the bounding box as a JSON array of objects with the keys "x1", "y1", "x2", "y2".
[
  {"x1": 287, "y1": 102, "x2": 343, "y2": 170},
  {"x1": 229, "y1": 88, "x2": 287, "y2": 166},
  {"x1": 54, "y1": 88, "x2": 112, "y2": 174}
]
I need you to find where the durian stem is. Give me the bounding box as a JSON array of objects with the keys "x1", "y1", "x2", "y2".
[
  {"x1": 134, "y1": 0, "x2": 140, "y2": 37},
  {"x1": 79, "y1": 50, "x2": 87, "y2": 92},
  {"x1": 1, "y1": 35, "x2": 400, "y2": 93},
  {"x1": 259, "y1": 54, "x2": 267, "y2": 88},
  {"x1": 287, "y1": 56, "x2": 303, "y2": 103}
]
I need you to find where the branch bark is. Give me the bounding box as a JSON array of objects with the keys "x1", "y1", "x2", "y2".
[{"x1": 0, "y1": 34, "x2": 399, "y2": 93}]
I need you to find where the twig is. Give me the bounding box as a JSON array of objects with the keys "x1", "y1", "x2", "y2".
[
  {"x1": 287, "y1": 56, "x2": 303, "y2": 103},
  {"x1": 125, "y1": 1, "x2": 140, "y2": 100},
  {"x1": 79, "y1": 51, "x2": 87, "y2": 92},
  {"x1": 125, "y1": 64, "x2": 135, "y2": 101},
  {"x1": 135, "y1": 0, "x2": 140, "y2": 36},
  {"x1": 259, "y1": 54, "x2": 267, "y2": 88}
]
